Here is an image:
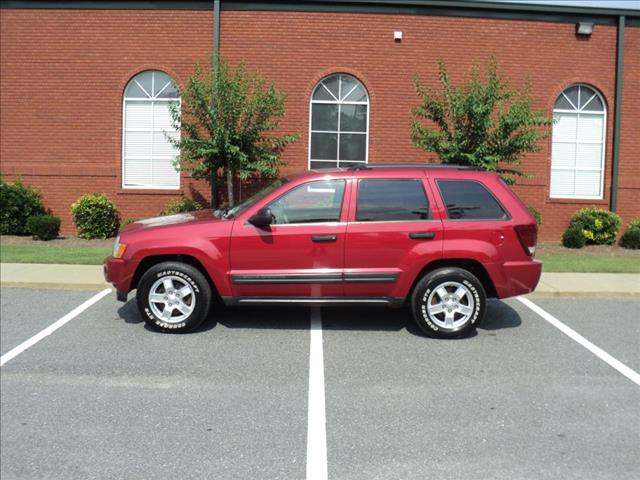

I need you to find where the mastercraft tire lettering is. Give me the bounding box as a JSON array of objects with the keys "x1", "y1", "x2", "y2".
[
  {"x1": 411, "y1": 267, "x2": 487, "y2": 339},
  {"x1": 136, "y1": 262, "x2": 212, "y2": 333}
]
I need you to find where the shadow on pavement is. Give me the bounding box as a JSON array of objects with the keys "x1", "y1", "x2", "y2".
[{"x1": 116, "y1": 297, "x2": 521, "y2": 337}]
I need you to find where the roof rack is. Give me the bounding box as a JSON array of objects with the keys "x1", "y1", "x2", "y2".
[{"x1": 346, "y1": 163, "x2": 483, "y2": 171}]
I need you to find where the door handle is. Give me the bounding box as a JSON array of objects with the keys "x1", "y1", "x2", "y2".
[
  {"x1": 311, "y1": 234, "x2": 337, "y2": 243},
  {"x1": 409, "y1": 232, "x2": 436, "y2": 240}
]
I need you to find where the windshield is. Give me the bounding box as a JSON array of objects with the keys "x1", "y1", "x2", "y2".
[{"x1": 224, "y1": 178, "x2": 290, "y2": 218}]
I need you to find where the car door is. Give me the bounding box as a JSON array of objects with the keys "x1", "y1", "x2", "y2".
[
  {"x1": 344, "y1": 177, "x2": 443, "y2": 300},
  {"x1": 229, "y1": 179, "x2": 348, "y2": 298}
]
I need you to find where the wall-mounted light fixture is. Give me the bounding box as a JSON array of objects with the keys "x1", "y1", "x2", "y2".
[
  {"x1": 576, "y1": 22, "x2": 594, "y2": 36},
  {"x1": 394, "y1": 31, "x2": 403, "y2": 42}
]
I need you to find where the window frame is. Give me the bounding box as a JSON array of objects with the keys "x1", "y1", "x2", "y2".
[
  {"x1": 122, "y1": 70, "x2": 181, "y2": 190},
  {"x1": 265, "y1": 179, "x2": 347, "y2": 226},
  {"x1": 308, "y1": 74, "x2": 370, "y2": 170},
  {"x1": 354, "y1": 178, "x2": 433, "y2": 224},
  {"x1": 550, "y1": 84, "x2": 607, "y2": 200},
  {"x1": 435, "y1": 179, "x2": 511, "y2": 222}
]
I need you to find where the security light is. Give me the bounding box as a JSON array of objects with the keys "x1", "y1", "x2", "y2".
[
  {"x1": 576, "y1": 22, "x2": 594, "y2": 36},
  {"x1": 394, "y1": 31, "x2": 403, "y2": 41}
]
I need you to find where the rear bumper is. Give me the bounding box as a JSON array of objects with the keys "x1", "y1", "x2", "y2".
[
  {"x1": 104, "y1": 256, "x2": 131, "y2": 301},
  {"x1": 493, "y1": 260, "x2": 543, "y2": 298}
]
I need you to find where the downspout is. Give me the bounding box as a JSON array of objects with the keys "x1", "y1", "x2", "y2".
[
  {"x1": 211, "y1": 0, "x2": 221, "y2": 209},
  {"x1": 610, "y1": 15, "x2": 624, "y2": 212}
]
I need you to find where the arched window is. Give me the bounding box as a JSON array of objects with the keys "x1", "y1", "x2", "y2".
[
  {"x1": 550, "y1": 84, "x2": 606, "y2": 199},
  {"x1": 123, "y1": 71, "x2": 180, "y2": 189},
  {"x1": 309, "y1": 74, "x2": 369, "y2": 169}
]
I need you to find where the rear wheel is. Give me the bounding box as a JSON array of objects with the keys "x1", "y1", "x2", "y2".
[
  {"x1": 411, "y1": 267, "x2": 486, "y2": 339},
  {"x1": 136, "y1": 261, "x2": 212, "y2": 333}
]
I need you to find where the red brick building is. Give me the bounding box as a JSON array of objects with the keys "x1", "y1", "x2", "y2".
[{"x1": 1, "y1": 0, "x2": 638, "y2": 239}]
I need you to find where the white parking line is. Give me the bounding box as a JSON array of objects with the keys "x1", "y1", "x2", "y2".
[
  {"x1": 517, "y1": 296, "x2": 640, "y2": 386},
  {"x1": 306, "y1": 307, "x2": 328, "y2": 480},
  {"x1": 0, "y1": 288, "x2": 112, "y2": 367}
]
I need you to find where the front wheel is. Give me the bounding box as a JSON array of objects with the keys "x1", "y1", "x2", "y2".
[
  {"x1": 136, "y1": 262, "x2": 212, "y2": 333},
  {"x1": 411, "y1": 267, "x2": 486, "y2": 339}
]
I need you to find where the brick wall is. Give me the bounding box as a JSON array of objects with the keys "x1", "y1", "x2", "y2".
[
  {"x1": 1, "y1": 8, "x2": 638, "y2": 239},
  {"x1": 0, "y1": 9, "x2": 213, "y2": 233},
  {"x1": 617, "y1": 26, "x2": 640, "y2": 230}
]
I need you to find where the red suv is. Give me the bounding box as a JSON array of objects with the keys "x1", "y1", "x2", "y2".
[{"x1": 104, "y1": 165, "x2": 541, "y2": 338}]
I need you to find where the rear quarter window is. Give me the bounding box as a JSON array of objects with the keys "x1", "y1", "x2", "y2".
[{"x1": 436, "y1": 180, "x2": 509, "y2": 220}]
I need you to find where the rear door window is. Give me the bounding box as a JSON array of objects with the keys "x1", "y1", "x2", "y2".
[
  {"x1": 356, "y1": 179, "x2": 430, "y2": 221},
  {"x1": 436, "y1": 180, "x2": 508, "y2": 220}
]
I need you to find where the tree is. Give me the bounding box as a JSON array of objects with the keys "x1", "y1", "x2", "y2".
[
  {"x1": 411, "y1": 57, "x2": 553, "y2": 184},
  {"x1": 169, "y1": 60, "x2": 298, "y2": 208}
]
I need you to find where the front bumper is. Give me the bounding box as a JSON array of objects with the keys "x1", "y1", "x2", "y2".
[{"x1": 104, "y1": 256, "x2": 130, "y2": 302}]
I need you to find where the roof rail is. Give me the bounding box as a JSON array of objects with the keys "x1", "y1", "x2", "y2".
[{"x1": 346, "y1": 163, "x2": 483, "y2": 171}]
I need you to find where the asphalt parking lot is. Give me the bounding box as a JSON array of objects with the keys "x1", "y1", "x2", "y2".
[{"x1": 1, "y1": 287, "x2": 639, "y2": 480}]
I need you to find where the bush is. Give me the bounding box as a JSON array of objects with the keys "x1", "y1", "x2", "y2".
[
  {"x1": 70, "y1": 193, "x2": 119, "y2": 239},
  {"x1": 26, "y1": 215, "x2": 61, "y2": 241},
  {"x1": 620, "y1": 218, "x2": 640, "y2": 250},
  {"x1": 0, "y1": 179, "x2": 44, "y2": 235},
  {"x1": 562, "y1": 225, "x2": 586, "y2": 249},
  {"x1": 568, "y1": 208, "x2": 621, "y2": 245},
  {"x1": 160, "y1": 197, "x2": 203, "y2": 216},
  {"x1": 528, "y1": 206, "x2": 543, "y2": 226}
]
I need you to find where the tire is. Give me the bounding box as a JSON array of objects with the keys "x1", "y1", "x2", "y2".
[
  {"x1": 136, "y1": 261, "x2": 212, "y2": 333},
  {"x1": 411, "y1": 267, "x2": 486, "y2": 339}
]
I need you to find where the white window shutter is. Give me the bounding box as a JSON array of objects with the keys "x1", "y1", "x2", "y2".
[
  {"x1": 123, "y1": 71, "x2": 180, "y2": 189},
  {"x1": 550, "y1": 85, "x2": 605, "y2": 199}
]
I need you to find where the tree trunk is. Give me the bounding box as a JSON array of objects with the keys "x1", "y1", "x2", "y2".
[
  {"x1": 226, "y1": 164, "x2": 235, "y2": 207},
  {"x1": 210, "y1": 169, "x2": 219, "y2": 210}
]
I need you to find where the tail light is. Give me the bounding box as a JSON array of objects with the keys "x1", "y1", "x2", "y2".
[{"x1": 514, "y1": 224, "x2": 537, "y2": 257}]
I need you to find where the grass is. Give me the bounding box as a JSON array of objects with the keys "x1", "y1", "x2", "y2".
[
  {"x1": 1, "y1": 244, "x2": 638, "y2": 273},
  {"x1": 538, "y1": 255, "x2": 640, "y2": 273},
  {"x1": 0, "y1": 245, "x2": 110, "y2": 265}
]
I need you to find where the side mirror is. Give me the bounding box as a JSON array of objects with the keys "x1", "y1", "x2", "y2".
[{"x1": 248, "y1": 207, "x2": 273, "y2": 228}]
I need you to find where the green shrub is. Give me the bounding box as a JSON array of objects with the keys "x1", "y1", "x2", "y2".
[
  {"x1": 26, "y1": 215, "x2": 61, "y2": 241},
  {"x1": 70, "y1": 193, "x2": 119, "y2": 239},
  {"x1": 620, "y1": 218, "x2": 640, "y2": 250},
  {"x1": 160, "y1": 197, "x2": 203, "y2": 216},
  {"x1": 0, "y1": 179, "x2": 44, "y2": 235},
  {"x1": 568, "y1": 208, "x2": 621, "y2": 245},
  {"x1": 528, "y1": 206, "x2": 543, "y2": 226},
  {"x1": 562, "y1": 225, "x2": 586, "y2": 249}
]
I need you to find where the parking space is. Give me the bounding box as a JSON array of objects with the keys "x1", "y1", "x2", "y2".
[
  {"x1": 322, "y1": 300, "x2": 639, "y2": 479},
  {"x1": 1, "y1": 288, "x2": 309, "y2": 480},
  {"x1": 0, "y1": 288, "x2": 96, "y2": 357},
  {"x1": 1, "y1": 288, "x2": 639, "y2": 479},
  {"x1": 531, "y1": 298, "x2": 640, "y2": 372}
]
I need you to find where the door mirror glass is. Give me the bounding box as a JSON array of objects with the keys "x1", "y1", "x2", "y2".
[{"x1": 248, "y1": 207, "x2": 274, "y2": 228}]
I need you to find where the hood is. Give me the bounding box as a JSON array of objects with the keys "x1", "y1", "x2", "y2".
[{"x1": 121, "y1": 209, "x2": 222, "y2": 233}]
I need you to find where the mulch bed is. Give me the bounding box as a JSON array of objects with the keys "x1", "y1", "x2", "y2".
[
  {"x1": 536, "y1": 242, "x2": 640, "y2": 257},
  {"x1": 1, "y1": 235, "x2": 113, "y2": 249}
]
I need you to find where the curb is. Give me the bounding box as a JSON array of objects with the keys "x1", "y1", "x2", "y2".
[
  {"x1": 0, "y1": 281, "x2": 110, "y2": 291},
  {"x1": 525, "y1": 291, "x2": 640, "y2": 299}
]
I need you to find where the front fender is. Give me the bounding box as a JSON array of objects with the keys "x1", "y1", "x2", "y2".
[{"x1": 122, "y1": 234, "x2": 232, "y2": 296}]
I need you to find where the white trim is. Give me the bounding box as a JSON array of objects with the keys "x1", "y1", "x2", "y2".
[
  {"x1": 308, "y1": 74, "x2": 369, "y2": 170},
  {"x1": 306, "y1": 307, "x2": 328, "y2": 480},
  {"x1": 550, "y1": 84, "x2": 607, "y2": 200}
]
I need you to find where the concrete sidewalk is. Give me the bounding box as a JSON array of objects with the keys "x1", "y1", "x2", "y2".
[{"x1": 1, "y1": 263, "x2": 639, "y2": 297}]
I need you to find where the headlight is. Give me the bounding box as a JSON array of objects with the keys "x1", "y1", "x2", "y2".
[{"x1": 112, "y1": 235, "x2": 127, "y2": 258}]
